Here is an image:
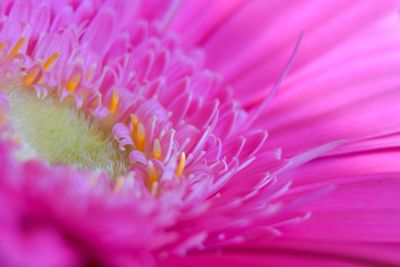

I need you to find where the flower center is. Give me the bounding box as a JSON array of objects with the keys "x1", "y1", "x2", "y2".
[
  {"x1": 2, "y1": 86, "x2": 130, "y2": 178},
  {"x1": 0, "y1": 34, "x2": 189, "y2": 192}
]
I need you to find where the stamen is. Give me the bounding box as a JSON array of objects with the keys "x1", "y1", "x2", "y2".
[
  {"x1": 130, "y1": 114, "x2": 138, "y2": 131},
  {"x1": 113, "y1": 177, "x2": 125, "y2": 192},
  {"x1": 23, "y1": 66, "x2": 41, "y2": 86},
  {"x1": 147, "y1": 161, "x2": 158, "y2": 190},
  {"x1": 7, "y1": 36, "x2": 26, "y2": 60},
  {"x1": 85, "y1": 67, "x2": 95, "y2": 80},
  {"x1": 130, "y1": 114, "x2": 139, "y2": 144},
  {"x1": 0, "y1": 42, "x2": 8, "y2": 54},
  {"x1": 153, "y1": 139, "x2": 161, "y2": 160},
  {"x1": 109, "y1": 89, "x2": 119, "y2": 115},
  {"x1": 66, "y1": 72, "x2": 82, "y2": 94},
  {"x1": 87, "y1": 92, "x2": 102, "y2": 110},
  {"x1": 43, "y1": 52, "x2": 60, "y2": 71},
  {"x1": 151, "y1": 181, "x2": 159, "y2": 196},
  {"x1": 136, "y1": 123, "x2": 146, "y2": 151},
  {"x1": 176, "y1": 152, "x2": 186, "y2": 177}
]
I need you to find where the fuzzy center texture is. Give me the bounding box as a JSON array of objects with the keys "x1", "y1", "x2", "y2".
[{"x1": 4, "y1": 88, "x2": 129, "y2": 178}]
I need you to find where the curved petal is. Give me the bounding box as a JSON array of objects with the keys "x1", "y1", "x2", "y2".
[
  {"x1": 174, "y1": 0, "x2": 399, "y2": 105},
  {"x1": 159, "y1": 239, "x2": 400, "y2": 267},
  {"x1": 258, "y1": 11, "x2": 400, "y2": 155},
  {"x1": 281, "y1": 172, "x2": 400, "y2": 242}
]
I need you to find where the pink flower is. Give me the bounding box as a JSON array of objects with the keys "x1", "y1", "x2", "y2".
[{"x1": 0, "y1": 1, "x2": 399, "y2": 267}]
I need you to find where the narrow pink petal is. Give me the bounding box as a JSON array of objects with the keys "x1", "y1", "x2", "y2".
[{"x1": 82, "y1": 7, "x2": 116, "y2": 56}]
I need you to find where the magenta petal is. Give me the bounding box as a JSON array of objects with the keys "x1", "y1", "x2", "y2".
[
  {"x1": 284, "y1": 173, "x2": 400, "y2": 242},
  {"x1": 159, "y1": 239, "x2": 400, "y2": 267}
]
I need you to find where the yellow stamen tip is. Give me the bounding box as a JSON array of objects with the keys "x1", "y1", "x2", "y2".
[
  {"x1": 130, "y1": 114, "x2": 139, "y2": 144},
  {"x1": 147, "y1": 161, "x2": 158, "y2": 189},
  {"x1": 109, "y1": 89, "x2": 119, "y2": 115},
  {"x1": 43, "y1": 52, "x2": 60, "y2": 71},
  {"x1": 66, "y1": 72, "x2": 82, "y2": 94},
  {"x1": 176, "y1": 152, "x2": 186, "y2": 177},
  {"x1": 23, "y1": 66, "x2": 41, "y2": 86},
  {"x1": 136, "y1": 123, "x2": 146, "y2": 151},
  {"x1": 153, "y1": 139, "x2": 162, "y2": 160},
  {"x1": 7, "y1": 36, "x2": 26, "y2": 60},
  {"x1": 131, "y1": 114, "x2": 138, "y2": 129}
]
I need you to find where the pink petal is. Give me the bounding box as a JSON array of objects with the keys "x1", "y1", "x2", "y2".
[
  {"x1": 283, "y1": 173, "x2": 400, "y2": 242},
  {"x1": 159, "y1": 239, "x2": 400, "y2": 267}
]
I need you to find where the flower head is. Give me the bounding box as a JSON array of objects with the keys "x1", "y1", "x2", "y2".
[
  {"x1": 1, "y1": 1, "x2": 400, "y2": 267},
  {"x1": 0, "y1": 1, "x2": 322, "y2": 266}
]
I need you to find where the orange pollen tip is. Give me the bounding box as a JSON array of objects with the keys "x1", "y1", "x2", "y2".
[
  {"x1": 147, "y1": 161, "x2": 158, "y2": 188},
  {"x1": 176, "y1": 152, "x2": 186, "y2": 177},
  {"x1": 7, "y1": 36, "x2": 26, "y2": 60},
  {"x1": 131, "y1": 114, "x2": 138, "y2": 130},
  {"x1": 130, "y1": 114, "x2": 139, "y2": 144},
  {"x1": 136, "y1": 123, "x2": 146, "y2": 151},
  {"x1": 66, "y1": 72, "x2": 82, "y2": 93},
  {"x1": 43, "y1": 52, "x2": 60, "y2": 71},
  {"x1": 109, "y1": 89, "x2": 119, "y2": 115},
  {"x1": 23, "y1": 66, "x2": 41, "y2": 86},
  {"x1": 153, "y1": 139, "x2": 162, "y2": 160}
]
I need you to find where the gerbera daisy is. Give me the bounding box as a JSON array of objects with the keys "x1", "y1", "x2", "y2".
[{"x1": 0, "y1": 1, "x2": 399, "y2": 267}]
